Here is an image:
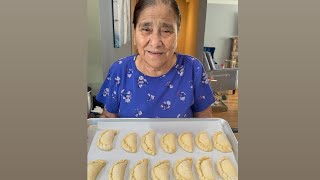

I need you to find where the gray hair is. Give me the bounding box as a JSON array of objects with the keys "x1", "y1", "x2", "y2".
[{"x1": 132, "y1": 0, "x2": 181, "y2": 30}]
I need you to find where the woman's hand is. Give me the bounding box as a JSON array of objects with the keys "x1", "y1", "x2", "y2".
[
  {"x1": 100, "y1": 108, "x2": 119, "y2": 118},
  {"x1": 194, "y1": 106, "x2": 213, "y2": 118}
]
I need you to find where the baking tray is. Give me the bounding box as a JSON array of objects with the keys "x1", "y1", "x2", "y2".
[{"x1": 87, "y1": 118, "x2": 238, "y2": 180}]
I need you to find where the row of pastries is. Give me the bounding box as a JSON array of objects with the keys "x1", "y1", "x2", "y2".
[
  {"x1": 96, "y1": 130, "x2": 233, "y2": 154},
  {"x1": 88, "y1": 156, "x2": 238, "y2": 180}
]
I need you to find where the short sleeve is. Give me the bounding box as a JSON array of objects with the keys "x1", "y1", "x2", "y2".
[
  {"x1": 191, "y1": 60, "x2": 215, "y2": 112},
  {"x1": 95, "y1": 63, "x2": 121, "y2": 114}
]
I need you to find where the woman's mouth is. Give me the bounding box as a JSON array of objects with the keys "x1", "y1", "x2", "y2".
[{"x1": 147, "y1": 50, "x2": 164, "y2": 56}]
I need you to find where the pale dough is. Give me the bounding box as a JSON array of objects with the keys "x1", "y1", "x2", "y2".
[
  {"x1": 196, "y1": 156, "x2": 216, "y2": 180},
  {"x1": 213, "y1": 131, "x2": 232, "y2": 152},
  {"x1": 216, "y1": 156, "x2": 238, "y2": 180},
  {"x1": 195, "y1": 132, "x2": 213, "y2": 152},
  {"x1": 97, "y1": 129, "x2": 118, "y2": 151},
  {"x1": 151, "y1": 160, "x2": 170, "y2": 180},
  {"x1": 178, "y1": 132, "x2": 193, "y2": 153},
  {"x1": 121, "y1": 133, "x2": 137, "y2": 153},
  {"x1": 130, "y1": 158, "x2": 149, "y2": 180},
  {"x1": 141, "y1": 130, "x2": 156, "y2": 156},
  {"x1": 160, "y1": 133, "x2": 176, "y2": 154},
  {"x1": 108, "y1": 159, "x2": 128, "y2": 180},
  {"x1": 173, "y1": 157, "x2": 194, "y2": 180},
  {"x1": 87, "y1": 159, "x2": 106, "y2": 180}
]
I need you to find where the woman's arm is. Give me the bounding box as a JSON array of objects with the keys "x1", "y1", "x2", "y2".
[
  {"x1": 99, "y1": 108, "x2": 119, "y2": 118},
  {"x1": 194, "y1": 106, "x2": 213, "y2": 118}
]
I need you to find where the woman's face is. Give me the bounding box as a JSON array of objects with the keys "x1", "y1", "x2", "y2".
[{"x1": 134, "y1": 4, "x2": 178, "y2": 69}]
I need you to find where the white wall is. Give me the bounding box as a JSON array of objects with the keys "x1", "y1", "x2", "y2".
[
  {"x1": 87, "y1": 0, "x2": 132, "y2": 95},
  {"x1": 87, "y1": 0, "x2": 103, "y2": 94},
  {"x1": 204, "y1": 3, "x2": 238, "y2": 65},
  {"x1": 99, "y1": 0, "x2": 132, "y2": 80}
]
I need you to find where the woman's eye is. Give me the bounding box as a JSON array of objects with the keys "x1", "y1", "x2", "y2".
[
  {"x1": 142, "y1": 28, "x2": 150, "y2": 32},
  {"x1": 162, "y1": 29, "x2": 172, "y2": 34}
]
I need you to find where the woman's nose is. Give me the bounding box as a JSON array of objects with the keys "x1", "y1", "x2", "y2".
[{"x1": 149, "y1": 31, "x2": 163, "y2": 48}]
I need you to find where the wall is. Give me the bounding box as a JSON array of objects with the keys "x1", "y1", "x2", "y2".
[
  {"x1": 87, "y1": 0, "x2": 103, "y2": 95},
  {"x1": 87, "y1": 0, "x2": 132, "y2": 95},
  {"x1": 204, "y1": 3, "x2": 238, "y2": 65}
]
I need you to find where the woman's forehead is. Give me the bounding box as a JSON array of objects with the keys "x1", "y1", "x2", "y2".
[{"x1": 137, "y1": 4, "x2": 177, "y2": 23}]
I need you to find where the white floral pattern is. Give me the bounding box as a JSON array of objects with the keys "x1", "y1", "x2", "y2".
[
  {"x1": 107, "y1": 74, "x2": 111, "y2": 81},
  {"x1": 166, "y1": 81, "x2": 174, "y2": 89},
  {"x1": 147, "y1": 93, "x2": 155, "y2": 101},
  {"x1": 121, "y1": 89, "x2": 132, "y2": 103},
  {"x1": 137, "y1": 76, "x2": 148, "y2": 88},
  {"x1": 178, "y1": 92, "x2": 186, "y2": 101},
  {"x1": 201, "y1": 73, "x2": 209, "y2": 84},
  {"x1": 127, "y1": 69, "x2": 133, "y2": 78},
  {"x1": 189, "y1": 80, "x2": 193, "y2": 89},
  {"x1": 134, "y1": 109, "x2": 143, "y2": 117},
  {"x1": 112, "y1": 91, "x2": 117, "y2": 99},
  {"x1": 115, "y1": 76, "x2": 121, "y2": 85},
  {"x1": 175, "y1": 64, "x2": 184, "y2": 76},
  {"x1": 161, "y1": 101, "x2": 171, "y2": 110},
  {"x1": 102, "y1": 88, "x2": 109, "y2": 97}
]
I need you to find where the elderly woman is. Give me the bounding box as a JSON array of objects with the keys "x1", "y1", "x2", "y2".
[{"x1": 96, "y1": 0, "x2": 215, "y2": 118}]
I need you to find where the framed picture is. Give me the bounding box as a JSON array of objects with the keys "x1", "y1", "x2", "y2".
[{"x1": 112, "y1": 0, "x2": 131, "y2": 48}]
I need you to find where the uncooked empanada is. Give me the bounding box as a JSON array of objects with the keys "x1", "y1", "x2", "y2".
[
  {"x1": 195, "y1": 132, "x2": 213, "y2": 152},
  {"x1": 121, "y1": 133, "x2": 137, "y2": 153},
  {"x1": 97, "y1": 129, "x2": 118, "y2": 151},
  {"x1": 141, "y1": 130, "x2": 156, "y2": 155},
  {"x1": 173, "y1": 157, "x2": 194, "y2": 180},
  {"x1": 161, "y1": 133, "x2": 176, "y2": 154},
  {"x1": 216, "y1": 156, "x2": 238, "y2": 180},
  {"x1": 130, "y1": 158, "x2": 149, "y2": 180},
  {"x1": 87, "y1": 159, "x2": 106, "y2": 180},
  {"x1": 213, "y1": 131, "x2": 232, "y2": 152},
  {"x1": 108, "y1": 159, "x2": 128, "y2": 180},
  {"x1": 178, "y1": 132, "x2": 193, "y2": 153},
  {"x1": 196, "y1": 156, "x2": 216, "y2": 180},
  {"x1": 151, "y1": 160, "x2": 170, "y2": 180}
]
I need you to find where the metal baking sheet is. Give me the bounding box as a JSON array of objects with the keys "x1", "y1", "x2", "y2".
[{"x1": 87, "y1": 118, "x2": 238, "y2": 180}]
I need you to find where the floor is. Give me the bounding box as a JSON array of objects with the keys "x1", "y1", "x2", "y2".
[{"x1": 212, "y1": 90, "x2": 239, "y2": 140}]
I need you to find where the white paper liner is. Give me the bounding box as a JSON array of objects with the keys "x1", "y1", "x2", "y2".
[{"x1": 87, "y1": 121, "x2": 238, "y2": 180}]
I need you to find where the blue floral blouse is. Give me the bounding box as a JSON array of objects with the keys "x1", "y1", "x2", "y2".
[{"x1": 96, "y1": 53, "x2": 215, "y2": 118}]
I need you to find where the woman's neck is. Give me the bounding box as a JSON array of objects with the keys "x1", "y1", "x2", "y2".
[{"x1": 135, "y1": 54, "x2": 177, "y2": 77}]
